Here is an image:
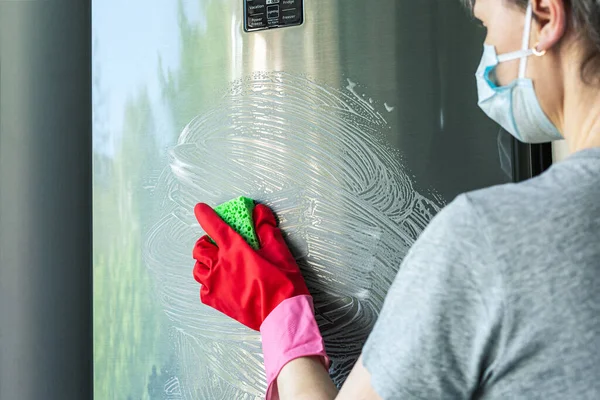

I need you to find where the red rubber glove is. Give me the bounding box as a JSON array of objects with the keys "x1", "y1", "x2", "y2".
[{"x1": 192, "y1": 202, "x2": 310, "y2": 331}]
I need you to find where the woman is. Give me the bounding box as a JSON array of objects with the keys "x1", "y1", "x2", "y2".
[{"x1": 192, "y1": 0, "x2": 600, "y2": 398}]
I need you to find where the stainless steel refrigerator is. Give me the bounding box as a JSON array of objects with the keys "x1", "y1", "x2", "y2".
[{"x1": 0, "y1": 1, "x2": 551, "y2": 399}]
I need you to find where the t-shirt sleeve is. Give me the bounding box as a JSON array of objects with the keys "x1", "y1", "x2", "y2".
[{"x1": 362, "y1": 194, "x2": 504, "y2": 400}]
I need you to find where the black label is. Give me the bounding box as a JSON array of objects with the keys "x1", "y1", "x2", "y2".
[{"x1": 244, "y1": 0, "x2": 303, "y2": 32}]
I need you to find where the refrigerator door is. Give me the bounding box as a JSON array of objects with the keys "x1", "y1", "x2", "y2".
[{"x1": 93, "y1": 0, "x2": 513, "y2": 398}]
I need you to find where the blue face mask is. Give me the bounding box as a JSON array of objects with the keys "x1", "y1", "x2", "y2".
[{"x1": 475, "y1": 3, "x2": 563, "y2": 144}]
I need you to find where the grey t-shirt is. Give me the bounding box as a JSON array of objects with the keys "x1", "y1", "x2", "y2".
[{"x1": 363, "y1": 147, "x2": 600, "y2": 400}]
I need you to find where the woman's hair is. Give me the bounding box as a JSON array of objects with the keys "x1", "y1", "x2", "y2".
[{"x1": 463, "y1": 0, "x2": 600, "y2": 83}]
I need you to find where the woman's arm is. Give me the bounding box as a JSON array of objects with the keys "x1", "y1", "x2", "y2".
[
  {"x1": 277, "y1": 355, "x2": 383, "y2": 400},
  {"x1": 277, "y1": 356, "x2": 338, "y2": 400},
  {"x1": 192, "y1": 203, "x2": 383, "y2": 399}
]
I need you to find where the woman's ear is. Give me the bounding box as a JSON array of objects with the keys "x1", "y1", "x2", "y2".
[{"x1": 531, "y1": 0, "x2": 567, "y2": 52}]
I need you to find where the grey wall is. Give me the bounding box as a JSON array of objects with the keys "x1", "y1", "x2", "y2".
[{"x1": 0, "y1": 2, "x2": 92, "y2": 399}]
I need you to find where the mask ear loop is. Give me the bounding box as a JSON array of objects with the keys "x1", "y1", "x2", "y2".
[{"x1": 518, "y1": 3, "x2": 534, "y2": 78}]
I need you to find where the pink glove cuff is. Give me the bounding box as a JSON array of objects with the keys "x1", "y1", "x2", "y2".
[{"x1": 260, "y1": 295, "x2": 330, "y2": 400}]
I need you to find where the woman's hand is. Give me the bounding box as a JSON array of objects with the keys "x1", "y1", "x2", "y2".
[
  {"x1": 193, "y1": 201, "x2": 331, "y2": 399},
  {"x1": 192, "y1": 202, "x2": 310, "y2": 331}
]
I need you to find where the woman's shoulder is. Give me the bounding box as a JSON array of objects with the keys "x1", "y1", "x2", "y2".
[
  {"x1": 462, "y1": 151, "x2": 600, "y2": 230},
  {"x1": 410, "y1": 151, "x2": 599, "y2": 272}
]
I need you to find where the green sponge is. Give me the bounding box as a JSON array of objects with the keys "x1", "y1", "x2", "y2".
[{"x1": 212, "y1": 196, "x2": 260, "y2": 250}]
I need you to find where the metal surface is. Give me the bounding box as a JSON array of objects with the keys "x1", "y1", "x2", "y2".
[
  {"x1": 0, "y1": 2, "x2": 92, "y2": 400},
  {"x1": 91, "y1": 1, "x2": 520, "y2": 399}
]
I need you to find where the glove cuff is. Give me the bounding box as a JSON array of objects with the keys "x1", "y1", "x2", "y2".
[{"x1": 260, "y1": 295, "x2": 330, "y2": 400}]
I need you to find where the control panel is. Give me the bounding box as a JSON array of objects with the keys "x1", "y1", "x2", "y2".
[{"x1": 244, "y1": 0, "x2": 304, "y2": 32}]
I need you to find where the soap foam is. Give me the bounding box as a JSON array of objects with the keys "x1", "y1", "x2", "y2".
[{"x1": 144, "y1": 72, "x2": 444, "y2": 397}]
